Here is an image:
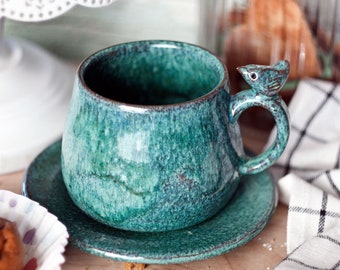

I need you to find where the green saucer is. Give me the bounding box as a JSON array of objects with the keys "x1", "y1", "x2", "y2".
[{"x1": 23, "y1": 140, "x2": 277, "y2": 264}]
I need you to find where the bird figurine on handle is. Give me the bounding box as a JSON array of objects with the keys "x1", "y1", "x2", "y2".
[
  {"x1": 237, "y1": 60, "x2": 290, "y2": 97},
  {"x1": 228, "y1": 60, "x2": 290, "y2": 175},
  {"x1": 229, "y1": 60, "x2": 290, "y2": 124}
]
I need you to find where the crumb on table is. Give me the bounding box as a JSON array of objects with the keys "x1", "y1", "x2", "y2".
[{"x1": 124, "y1": 262, "x2": 146, "y2": 270}]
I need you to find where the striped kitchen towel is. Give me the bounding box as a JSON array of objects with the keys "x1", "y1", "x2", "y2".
[{"x1": 267, "y1": 79, "x2": 340, "y2": 269}]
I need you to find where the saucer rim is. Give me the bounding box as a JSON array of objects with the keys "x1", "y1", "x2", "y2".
[{"x1": 23, "y1": 139, "x2": 277, "y2": 264}]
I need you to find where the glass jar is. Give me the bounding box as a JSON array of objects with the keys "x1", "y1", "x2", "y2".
[{"x1": 199, "y1": 0, "x2": 340, "y2": 131}]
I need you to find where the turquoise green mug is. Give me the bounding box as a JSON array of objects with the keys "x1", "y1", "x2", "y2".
[{"x1": 61, "y1": 40, "x2": 290, "y2": 232}]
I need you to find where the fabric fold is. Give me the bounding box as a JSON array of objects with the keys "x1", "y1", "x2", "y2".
[{"x1": 268, "y1": 79, "x2": 340, "y2": 269}]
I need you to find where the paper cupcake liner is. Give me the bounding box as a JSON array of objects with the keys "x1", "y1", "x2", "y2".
[{"x1": 0, "y1": 190, "x2": 69, "y2": 270}]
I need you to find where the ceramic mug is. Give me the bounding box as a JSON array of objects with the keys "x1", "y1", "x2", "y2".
[{"x1": 61, "y1": 40, "x2": 290, "y2": 232}]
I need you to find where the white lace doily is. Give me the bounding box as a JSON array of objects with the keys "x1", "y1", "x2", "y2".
[{"x1": 0, "y1": 0, "x2": 115, "y2": 21}]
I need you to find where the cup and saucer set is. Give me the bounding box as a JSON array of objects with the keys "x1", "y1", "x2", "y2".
[{"x1": 23, "y1": 40, "x2": 290, "y2": 264}]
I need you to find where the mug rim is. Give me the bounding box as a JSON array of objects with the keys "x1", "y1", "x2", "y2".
[{"x1": 77, "y1": 40, "x2": 229, "y2": 110}]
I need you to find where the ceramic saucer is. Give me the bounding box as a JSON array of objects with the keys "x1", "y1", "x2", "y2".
[{"x1": 23, "y1": 140, "x2": 277, "y2": 264}]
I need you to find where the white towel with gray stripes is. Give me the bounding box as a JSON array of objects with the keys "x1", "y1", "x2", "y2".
[{"x1": 268, "y1": 79, "x2": 340, "y2": 269}]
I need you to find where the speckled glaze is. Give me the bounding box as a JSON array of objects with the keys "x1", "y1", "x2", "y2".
[
  {"x1": 61, "y1": 40, "x2": 290, "y2": 232},
  {"x1": 23, "y1": 140, "x2": 277, "y2": 264}
]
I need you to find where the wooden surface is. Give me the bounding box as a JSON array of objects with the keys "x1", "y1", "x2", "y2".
[{"x1": 0, "y1": 126, "x2": 288, "y2": 270}]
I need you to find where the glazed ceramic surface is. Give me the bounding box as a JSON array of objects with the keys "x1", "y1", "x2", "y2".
[
  {"x1": 61, "y1": 40, "x2": 290, "y2": 232},
  {"x1": 23, "y1": 140, "x2": 277, "y2": 264}
]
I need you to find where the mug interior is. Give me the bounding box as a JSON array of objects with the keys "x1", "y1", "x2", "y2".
[{"x1": 81, "y1": 41, "x2": 225, "y2": 105}]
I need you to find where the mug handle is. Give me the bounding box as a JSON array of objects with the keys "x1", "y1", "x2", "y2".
[{"x1": 228, "y1": 60, "x2": 290, "y2": 175}]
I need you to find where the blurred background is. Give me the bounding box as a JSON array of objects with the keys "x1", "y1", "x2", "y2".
[
  {"x1": 199, "y1": 0, "x2": 340, "y2": 131},
  {"x1": 4, "y1": 0, "x2": 339, "y2": 90},
  {"x1": 4, "y1": 0, "x2": 200, "y2": 63}
]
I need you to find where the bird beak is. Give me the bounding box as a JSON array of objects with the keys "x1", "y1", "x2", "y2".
[{"x1": 236, "y1": 66, "x2": 244, "y2": 74}]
